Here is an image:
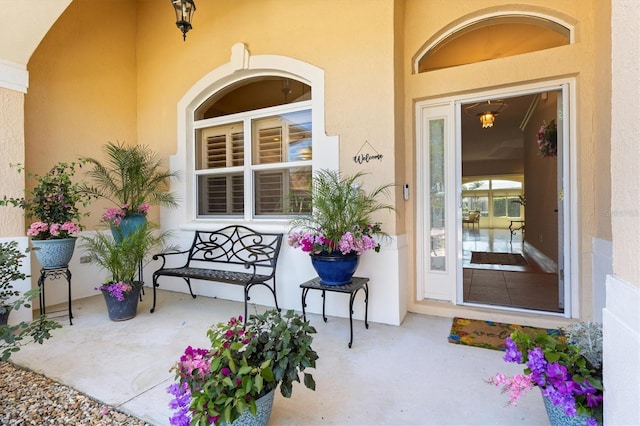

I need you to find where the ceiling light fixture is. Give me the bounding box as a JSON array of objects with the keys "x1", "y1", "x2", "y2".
[
  {"x1": 464, "y1": 100, "x2": 508, "y2": 129},
  {"x1": 171, "y1": 0, "x2": 196, "y2": 41}
]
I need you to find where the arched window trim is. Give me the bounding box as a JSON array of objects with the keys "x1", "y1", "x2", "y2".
[
  {"x1": 172, "y1": 43, "x2": 338, "y2": 229},
  {"x1": 413, "y1": 11, "x2": 575, "y2": 74}
]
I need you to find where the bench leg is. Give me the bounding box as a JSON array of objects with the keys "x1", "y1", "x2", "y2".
[
  {"x1": 185, "y1": 278, "x2": 196, "y2": 299},
  {"x1": 151, "y1": 275, "x2": 158, "y2": 313}
]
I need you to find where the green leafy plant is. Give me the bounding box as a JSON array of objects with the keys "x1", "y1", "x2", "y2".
[
  {"x1": 288, "y1": 169, "x2": 394, "y2": 254},
  {"x1": 0, "y1": 240, "x2": 62, "y2": 361},
  {"x1": 0, "y1": 162, "x2": 94, "y2": 239},
  {"x1": 80, "y1": 142, "x2": 180, "y2": 222},
  {"x1": 0, "y1": 241, "x2": 27, "y2": 312},
  {"x1": 168, "y1": 309, "x2": 318, "y2": 425},
  {"x1": 81, "y1": 221, "x2": 172, "y2": 294}
]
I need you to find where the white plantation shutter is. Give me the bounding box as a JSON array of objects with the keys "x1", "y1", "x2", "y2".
[{"x1": 195, "y1": 109, "x2": 312, "y2": 218}]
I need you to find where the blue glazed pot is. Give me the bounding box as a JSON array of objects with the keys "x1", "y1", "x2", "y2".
[
  {"x1": 110, "y1": 213, "x2": 147, "y2": 244},
  {"x1": 101, "y1": 284, "x2": 141, "y2": 321},
  {"x1": 31, "y1": 237, "x2": 77, "y2": 269},
  {"x1": 310, "y1": 252, "x2": 360, "y2": 286}
]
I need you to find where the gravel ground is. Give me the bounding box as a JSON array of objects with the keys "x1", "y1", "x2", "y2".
[{"x1": 0, "y1": 362, "x2": 152, "y2": 425}]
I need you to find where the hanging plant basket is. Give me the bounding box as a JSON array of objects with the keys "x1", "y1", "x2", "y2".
[{"x1": 537, "y1": 120, "x2": 558, "y2": 158}]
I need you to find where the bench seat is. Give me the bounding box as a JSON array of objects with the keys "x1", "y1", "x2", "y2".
[{"x1": 151, "y1": 226, "x2": 283, "y2": 320}]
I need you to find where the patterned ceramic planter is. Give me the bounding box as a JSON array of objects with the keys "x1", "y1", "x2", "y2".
[
  {"x1": 542, "y1": 393, "x2": 599, "y2": 426},
  {"x1": 220, "y1": 389, "x2": 275, "y2": 426},
  {"x1": 30, "y1": 237, "x2": 76, "y2": 269}
]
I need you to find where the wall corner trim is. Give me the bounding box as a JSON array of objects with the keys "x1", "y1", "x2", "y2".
[{"x1": 0, "y1": 60, "x2": 28, "y2": 93}]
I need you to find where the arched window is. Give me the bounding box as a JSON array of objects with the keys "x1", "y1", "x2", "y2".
[
  {"x1": 416, "y1": 15, "x2": 571, "y2": 73},
  {"x1": 176, "y1": 44, "x2": 338, "y2": 225},
  {"x1": 194, "y1": 77, "x2": 313, "y2": 218}
]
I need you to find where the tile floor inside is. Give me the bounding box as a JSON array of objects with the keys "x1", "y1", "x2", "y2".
[{"x1": 10, "y1": 289, "x2": 551, "y2": 425}]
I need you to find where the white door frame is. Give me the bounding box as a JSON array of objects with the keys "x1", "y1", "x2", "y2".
[{"x1": 416, "y1": 78, "x2": 578, "y2": 318}]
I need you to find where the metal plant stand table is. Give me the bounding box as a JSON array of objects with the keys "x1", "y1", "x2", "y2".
[
  {"x1": 37, "y1": 266, "x2": 73, "y2": 325},
  {"x1": 300, "y1": 276, "x2": 369, "y2": 348}
]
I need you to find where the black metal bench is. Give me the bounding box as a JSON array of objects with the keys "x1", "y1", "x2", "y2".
[{"x1": 151, "y1": 225, "x2": 283, "y2": 320}]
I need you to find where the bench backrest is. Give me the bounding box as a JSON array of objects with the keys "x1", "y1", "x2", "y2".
[{"x1": 187, "y1": 226, "x2": 283, "y2": 274}]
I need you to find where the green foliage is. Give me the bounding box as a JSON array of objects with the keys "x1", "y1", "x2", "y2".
[
  {"x1": 289, "y1": 169, "x2": 394, "y2": 251},
  {"x1": 169, "y1": 309, "x2": 317, "y2": 425},
  {"x1": 80, "y1": 142, "x2": 180, "y2": 210},
  {"x1": 81, "y1": 221, "x2": 172, "y2": 284},
  {"x1": 0, "y1": 162, "x2": 94, "y2": 237},
  {"x1": 0, "y1": 242, "x2": 61, "y2": 361},
  {"x1": 0, "y1": 241, "x2": 27, "y2": 307}
]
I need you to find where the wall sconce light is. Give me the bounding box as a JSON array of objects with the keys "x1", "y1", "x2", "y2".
[{"x1": 171, "y1": 0, "x2": 196, "y2": 41}]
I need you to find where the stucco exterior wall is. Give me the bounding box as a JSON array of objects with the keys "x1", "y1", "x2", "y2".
[
  {"x1": 0, "y1": 88, "x2": 26, "y2": 237},
  {"x1": 25, "y1": 0, "x2": 139, "y2": 229},
  {"x1": 135, "y1": 0, "x2": 399, "y2": 233}
]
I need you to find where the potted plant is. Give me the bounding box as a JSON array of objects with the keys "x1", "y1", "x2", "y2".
[
  {"x1": 81, "y1": 221, "x2": 171, "y2": 321},
  {"x1": 168, "y1": 309, "x2": 318, "y2": 425},
  {"x1": 488, "y1": 322, "x2": 603, "y2": 426},
  {"x1": 0, "y1": 162, "x2": 94, "y2": 268},
  {"x1": 80, "y1": 142, "x2": 180, "y2": 241},
  {"x1": 0, "y1": 240, "x2": 62, "y2": 360},
  {"x1": 288, "y1": 169, "x2": 394, "y2": 285}
]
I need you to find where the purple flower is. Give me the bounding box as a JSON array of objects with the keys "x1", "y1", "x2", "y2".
[
  {"x1": 526, "y1": 347, "x2": 548, "y2": 386},
  {"x1": 221, "y1": 367, "x2": 231, "y2": 377},
  {"x1": 503, "y1": 337, "x2": 522, "y2": 363}
]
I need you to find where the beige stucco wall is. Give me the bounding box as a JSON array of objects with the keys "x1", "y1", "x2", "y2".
[
  {"x1": 403, "y1": 0, "x2": 608, "y2": 319},
  {"x1": 0, "y1": 88, "x2": 26, "y2": 237},
  {"x1": 135, "y1": 0, "x2": 399, "y2": 231},
  {"x1": 25, "y1": 0, "x2": 139, "y2": 229}
]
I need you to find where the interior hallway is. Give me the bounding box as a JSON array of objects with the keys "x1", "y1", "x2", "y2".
[
  {"x1": 10, "y1": 290, "x2": 550, "y2": 425},
  {"x1": 462, "y1": 228, "x2": 561, "y2": 313}
]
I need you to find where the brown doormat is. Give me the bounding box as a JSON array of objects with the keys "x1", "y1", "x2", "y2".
[
  {"x1": 447, "y1": 317, "x2": 562, "y2": 351},
  {"x1": 470, "y1": 251, "x2": 528, "y2": 266}
]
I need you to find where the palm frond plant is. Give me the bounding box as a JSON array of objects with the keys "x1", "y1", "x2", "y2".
[
  {"x1": 81, "y1": 221, "x2": 174, "y2": 319},
  {"x1": 80, "y1": 142, "x2": 180, "y2": 224},
  {"x1": 288, "y1": 169, "x2": 394, "y2": 255}
]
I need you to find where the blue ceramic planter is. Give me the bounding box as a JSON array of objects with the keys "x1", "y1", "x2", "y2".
[
  {"x1": 310, "y1": 252, "x2": 360, "y2": 286},
  {"x1": 110, "y1": 213, "x2": 147, "y2": 244},
  {"x1": 31, "y1": 237, "x2": 77, "y2": 269}
]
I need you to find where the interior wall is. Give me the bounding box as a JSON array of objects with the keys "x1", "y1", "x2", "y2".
[
  {"x1": 462, "y1": 159, "x2": 524, "y2": 177},
  {"x1": 523, "y1": 91, "x2": 559, "y2": 262}
]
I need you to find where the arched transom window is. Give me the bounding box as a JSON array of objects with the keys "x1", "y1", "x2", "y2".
[{"x1": 416, "y1": 15, "x2": 571, "y2": 73}]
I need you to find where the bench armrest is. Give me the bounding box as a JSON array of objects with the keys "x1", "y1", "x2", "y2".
[{"x1": 153, "y1": 249, "x2": 189, "y2": 269}]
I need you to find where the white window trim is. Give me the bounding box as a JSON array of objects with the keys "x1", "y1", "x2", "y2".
[{"x1": 168, "y1": 43, "x2": 338, "y2": 233}]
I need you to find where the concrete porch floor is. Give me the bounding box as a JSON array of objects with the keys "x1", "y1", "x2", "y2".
[{"x1": 11, "y1": 289, "x2": 550, "y2": 425}]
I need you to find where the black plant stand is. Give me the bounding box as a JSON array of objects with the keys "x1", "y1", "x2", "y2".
[
  {"x1": 37, "y1": 266, "x2": 73, "y2": 325},
  {"x1": 300, "y1": 276, "x2": 369, "y2": 348}
]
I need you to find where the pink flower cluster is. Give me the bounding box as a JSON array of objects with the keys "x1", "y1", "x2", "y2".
[
  {"x1": 288, "y1": 227, "x2": 380, "y2": 255},
  {"x1": 102, "y1": 203, "x2": 150, "y2": 225},
  {"x1": 487, "y1": 372, "x2": 534, "y2": 405},
  {"x1": 27, "y1": 221, "x2": 80, "y2": 240}
]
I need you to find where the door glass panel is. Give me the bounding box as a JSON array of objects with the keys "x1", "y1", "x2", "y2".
[{"x1": 429, "y1": 118, "x2": 446, "y2": 271}]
